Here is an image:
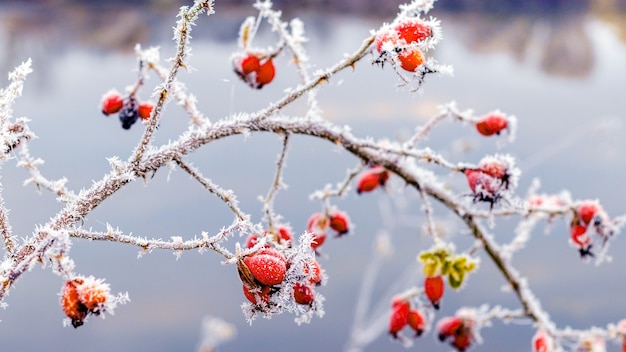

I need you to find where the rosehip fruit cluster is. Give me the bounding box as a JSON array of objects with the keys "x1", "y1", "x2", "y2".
[
  {"x1": 356, "y1": 165, "x2": 390, "y2": 194},
  {"x1": 306, "y1": 210, "x2": 351, "y2": 251},
  {"x1": 569, "y1": 200, "x2": 614, "y2": 258},
  {"x1": 61, "y1": 276, "x2": 111, "y2": 328},
  {"x1": 100, "y1": 89, "x2": 154, "y2": 130},
  {"x1": 233, "y1": 53, "x2": 276, "y2": 89},
  {"x1": 238, "y1": 247, "x2": 323, "y2": 308},
  {"x1": 388, "y1": 295, "x2": 426, "y2": 339},
  {"x1": 374, "y1": 18, "x2": 433, "y2": 72}
]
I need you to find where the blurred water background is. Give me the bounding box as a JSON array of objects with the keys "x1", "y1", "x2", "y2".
[{"x1": 0, "y1": 0, "x2": 625, "y2": 351}]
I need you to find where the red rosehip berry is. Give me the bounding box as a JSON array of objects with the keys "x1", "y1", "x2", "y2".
[
  {"x1": 243, "y1": 248, "x2": 287, "y2": 286},
  {"x1": 242, "y1": 284, "x2": 272, "y2": 304},
  {"x1": 395, "y1": 18, "x2": 432, "y2": 45},
  {"x1": 256, "y1": 59, "x2": 275, "y2": 87},
  {"x1": 293, "y1": 282, "x2": 315, "y2": 306},
  {"x1": 303, "y1": 259, "x2": 323, "y2": 286},
  {"x1": 329, "y1": 210, "x2": 350, "y2": 236},
  {"x1": 375, "y1": 28, "x2": 402, "y2": 53},
  {"x1": 407, "y1": 309, "x2": 426, "y2": 337},
  {"x1": 307, "y1": 213, "x2": 328, "y2": 250},
  {"x1": 100, "y1": 90, "x2": 124, "y2": 116},
  {"x1": 532, "y1": 329, "x2": 553, "y2": 352},
  {"x1": 437, "y1": 316, "x2": 463, "y2": 341},
  {"x1": 475, "y1": 112, "x2": 508, "y2": 136},
  {"x1": 61, "y1": 279, "x2": 88, "y2": 328},
  {"x1": 357, "y1": 171, "x2": 382, "y2": 194},
  {"x1": 479, "y1": 160, "x2": 507, "y2": 180},
  {"x1": 398, "y1": 47, "x2": 425, "y2": 72},
  {"x1": 452, "y1": 332, "x2": 472, "y2": 352},
  {"x1": 240, "y1": 54, "x2": 260, "y2": 75},
  {"x1": 389, "y1": 303, "x2": 410, "y2": 338},
  {"x1": 424, "y1": 275, "x2": 444, "y2": 309},
  {"x1": 138, "y1": 102, "x2": 154, "y2": 120},
  {"x1": 577, "y1": 200, "x2": 600, "y2": 226},
  {"x1": 277, "y1": 225, "x2": 293, "y2": 244},
  {"x1": 77, "y1": 279, "x2": 109, "y2": 311},
  {"x1": 570, "y1": 225, "x2": 590, "y2": 248}
]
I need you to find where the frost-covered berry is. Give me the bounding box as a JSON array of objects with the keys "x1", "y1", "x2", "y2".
[
  {"x1": 100, "y1": 90, "x2": 124, "y2": 116},
  {"x1": 576, "y1": 200, "x2": 600, "y2": 226},
  {"x1": 293, "y1": 282, "x2": 315, "y2": 306},
  {"x1": 243, "y1": 248, "x2": 287, "y2": 286},
  {"x1": 395, "y1": 18, "x2": 432, "y2": 45},
  {"x1": 233, "y1": 53, "x2": 276, "y2": 89},
  {"x1": 329, "y1": 210, "x2": 350, "y2": 236},
  {"x1": 398, "y1": 47, "x2": 424, "y2": 72},
  {"x1": 475, "y1": 112, "x2": 508, "y2": 136},
  {"x1": 570, "y1": 225, "x2": 593, "y2": 258},
  {"x1": 303, "y1": 259, "x2": 322, "y2": 286},
  {"x1": 61, "y1": 279, "x2": 88, "y2": 328},
  {"x1": 424, "y1": 275, "x2": 444, "y2": 309},
  {"x1": 240, "y1": 54, "x2": 260, "y2": 75},
  {"x1": 307, "y1": 213, "x2": 328, "y2": 250},
  {"x1": 437, "y1": 316, "x2": 463, "y2": 341},
  {"x1": 138, "y1": 101, "x2": 154, "y2": 120},
  {"x1": 60, "y1": 276, "x2": 112, "y2": 328}
]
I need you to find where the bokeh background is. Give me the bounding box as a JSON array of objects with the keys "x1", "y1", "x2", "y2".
[{"x1": 0, "y1": 0, "x2": 625, "y2": 351}]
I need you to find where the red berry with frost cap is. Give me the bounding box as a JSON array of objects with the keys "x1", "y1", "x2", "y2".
[
  {"x1": 398, "y1": 47, "x2": 425, "y2": 72},
  {"x1": 307, "y1": 213, "x2": 328, "y2": 249},
  {"x1": 395, "y1": 18, "x2": 432, "y2": 44},
  {"x1": 303, "y1": 259, "x2": 322, "y2": 286},
  {"x1": 408, "y1": 309, "x2": 426, "y2": 337},
  {"x1": 374, "y1": 30, "x2": 398, "y2": 53},
  {"x1": 100, "y1": 90, "x2": 124, "y2": 116},
  {"x1": 256, "y1": 59, "x2": 275, "y2": 88},
  {"x1": 293, "y1": 282, "x2": 315, "y2": 306},
  {"x1": 243, "y1": 248, "x2": 287, "y2": 286},
  {"x1": 240, "y1": 54, "x2": 260, "y2": 75},
  {"x1": 77, "y1": 278, "x2": 109, "y2": 311},
  {"x1": 577, "y1": 201, "x2": 600, "y2": 226},
  {"x1": 138, "y1": 102, "x2": 154, "y2": 120},
  {"x1": 329, "y1": 210, "x2": 350, "y2": 236},
  {"x1": 424, "y1": 275, "x2": 445, "y2": 309},
  {"x1": 476, "y1": 112, "x2": 508, "y2": 136}
]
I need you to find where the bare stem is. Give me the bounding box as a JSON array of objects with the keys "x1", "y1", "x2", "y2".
[
  {"x1": 262, "y1": 133, "x2": 290, "y2": 231},
  {"x1": 174, "y1": 156, "x2": 250, "y2": 223}
]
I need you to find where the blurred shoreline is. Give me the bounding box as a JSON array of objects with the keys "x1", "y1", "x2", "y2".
[{"x1": 0, "y1": 1, "x2": 624, "y2": 79}]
